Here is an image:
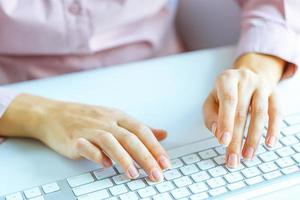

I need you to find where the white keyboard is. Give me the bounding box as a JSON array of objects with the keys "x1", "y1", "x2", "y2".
[{"x1": 3, "y1": 113, "x2": 300, "y2": 200}]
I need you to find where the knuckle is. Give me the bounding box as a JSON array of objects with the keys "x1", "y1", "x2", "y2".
[
  {"x1": 235, "y1": 109, "x2": 247, "y2": 122},
  {"x1": 223, "y1": 91, "x2": 237, "y2": 104},
  {"x1": 253, "y1": 106, "x2": 267, "y2": 118}
]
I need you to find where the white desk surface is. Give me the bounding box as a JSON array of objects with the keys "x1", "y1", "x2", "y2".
[{"x1": 1, "y1": 46, "x2": 300, "y2": 199}]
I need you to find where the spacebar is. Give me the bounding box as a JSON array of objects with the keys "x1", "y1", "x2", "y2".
[{"x1": 167, "y1": 137, "x2": 220, "y2": 159}]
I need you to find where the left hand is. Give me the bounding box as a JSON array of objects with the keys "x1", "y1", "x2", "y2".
[{"x1": 202, "y1": 53, "x2": 286, "y2": 168}]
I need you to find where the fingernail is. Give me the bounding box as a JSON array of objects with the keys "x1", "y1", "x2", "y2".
[
  {"x1": 127, "y1": 165, "x2": 139, "y2": 179},
  {"x1": 102, "y1": 159, "x2": 112, "y2": 168},
  {"x1": 151, "y1": 168, "x2": 163, "y2": 182},
  {"x1": 211, "y1": 122, "x2": 217, "y2": 135},
  {"x1": 267, "y1": 136, "x2": 276, "y2": 148},
  {"x1": 158, "y1": 155, "x2": 171, "y2": 169},
  {"x1": 227, "y1": 153, "x2": 238, "y2": 168},
  {"x1": 244, "y1": 147, "x2": 254, "y2": 160},
  {"x1": 221, "y1": 132, "x2": 231, "y2": 146}
]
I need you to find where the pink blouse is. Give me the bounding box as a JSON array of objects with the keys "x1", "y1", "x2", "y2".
[{"x1": 0, "y1": 0, "x2": 300, "y2": 123}]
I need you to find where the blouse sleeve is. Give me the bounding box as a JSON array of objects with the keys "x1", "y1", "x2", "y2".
[{"x1": 236, "y1": 0, "x2": 300, "y2": 78}]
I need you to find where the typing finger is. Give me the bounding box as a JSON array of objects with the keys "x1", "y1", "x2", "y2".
[
  {"x1": 203, "y1": 91, "x2": 219, "y2": 136},
  {"x1": 216, "y1": 73, "x2": 238, "y2": 145},
  {"x1": 111, "y1": 125, "x2": 164, "y2": 182},
  {"x1": 75, "y1": 137, "x2": 112, "y2": 168},
  {"x1": 90, "y1": 131, "x2": 139, "y2": 179},
  {"x1": 119, "y1": 119, "x2": 171, "y2": 170},
  {"x1": 243, "y1": 90, "x2": 268, "y2": 160},
  {"x1": 265, "y1": 93, "x2": 281, "y2": 147}
]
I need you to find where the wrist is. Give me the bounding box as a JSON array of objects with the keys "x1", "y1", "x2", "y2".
[
  {"x1": 234, "y1": 53, "x2": 286, "y2": 86},
  {"x1": 0, "y1": 94, "x2": 56, "y2": 140}
]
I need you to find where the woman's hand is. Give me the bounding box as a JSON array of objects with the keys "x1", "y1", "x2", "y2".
[
  {"x1": 0, "y1": 94, "x2": 170, "y2": 181},
  {"x1": 203, "y1": 53, "x2": 286, "y2": 168}
]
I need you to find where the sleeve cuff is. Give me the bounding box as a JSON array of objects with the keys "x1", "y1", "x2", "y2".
[
  {"x1": 0, "y1": 88, "x2": 19, "y2": 118},
  {"x1": 235, "y1": 22, "x2": 300, "y2": 79}
]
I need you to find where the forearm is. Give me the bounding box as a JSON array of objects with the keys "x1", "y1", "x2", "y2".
[{"x1": 234, "y1": 53, "x2": 286, "y2": 85}]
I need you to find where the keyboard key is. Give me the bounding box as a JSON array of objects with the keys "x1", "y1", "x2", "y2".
[
  {"x1": 171, "y1": 187, "x2": 191, "y2": 199},
  {"x1": 73, "y1": 179, "x2": 113, "y2": 196},
  {"x1": 264, "y1": 170, "x2": 282, "y2": 180},
  {"x1": 24, "y1": 187, "x2": 41, "y2": 199},
  {"x1": 197, "y1": 159, "x2": 216, "y2": 170},
  {"x1": 30, "y1": 196, "x2": 44, "y2": 200},
  {"x1": 215, "y1": 146, "x2": 226, "y2": 155},
  {"x1": 182, "y1": 154, "x2": 200, "y2": 164},
  {"x1": 173, "y1": 176, "x2": 193, "y2": 187},
  {"x1": 119, "y1": 192, "x2": 139, "y2": 200},
  {"x1": 199, "y1": 149, "x2": 217, "y2": 159},
  {"x1": 243, "y1": 157, "x2": 262, "y2": 167},
  {"x1": 293, "y1": 153, "x2": 300, "y2": 163},
  {"x1": 189, "y1": 182, "x2": 208, "y2": 194},
  {"x1": 281, "y1": 124, "x2": 300, "y2": 135},
  {"x1": 226, "y1": 163, "x2": 245, "y2": 172},
  {"x1": 276, "y1": 146, "x2": 296, "y2": 157},
  {"x1": 190, "y1": 192, "x2": 209, "y2": 200},
  {"x1": 5, "y1": 192, "x2": 23, "y2": 200},
  {"x1": 180, "y1": 164, "x2": 199, "y2": 175},
  {"x1": 115, "y1": 165, "x2": 125, "y2": 174},
  {"x1": 259, "y1": 151, "x2": 278, "y2": 162},
  {"x1": 281, "y1": 136, "x2": 298, "y2": 146},
  {"x1": 138, "y1": 186, "x2": 157, "y2": 198},
  {"x1": 214, "y1": 155, "x2": 226, "y2": 165},
  {"x1": 94, "y1": 167, "x2": 116, "y2": 180},
  {"x1": 208, "y1": 186, "x2": 228, "y2": 196},
  {"x1": 206, "y1": 177, "x2": 226, "y2": 188},
  {"x1": 164, "y1": 169, "x2": 182, "y2": 180},
  {"x1": 259, "y1": 162, "x2": 278, "y2": 173},
  {"x1": 42, "y1": 182, "x2": 60, "y2": 194},
  {"x1": 284, "y1": 114, "x2": 300, "y2": 125},
  {"x1": 77, "y1": 189, "x2": 110, "y2": 200},
  {"x1": 276, "y1": 157, "x2": 295, "y2": 168},
  {"x1": 191, "y1": 171, "x2": 210, "y2": 182},
  {"x1": 127, "y1": 179, "x2": 146, "y2": 190},
  {"x1": 224, "y1": 172, "x2": 243, "y2": 183},
  {"x1": 145, "y1": 177, "x2": 163, "y2": 186},
  {"x1": 153, "y1": 193, "x2": 172, "y2": 200},
  {"x1": 155, "y1": 181, "x2": 175, "y2": 193},
  {"x1": 170, "y1": 159, "x2": 184, "y2": 169},
  {"x1": 292, "y1": 143, "x2": 300, "y2": 153},
  {"x1": 67, "y1": 173, "x2": 94, "y2": 187},
  {"x1": 113, "y1": 174, "x2": 131, "y2": 184},
  {"x1": 242, "y1": 167, "x2": 261, "y2": 178},
  {"x1": 282, "y1": 165, "x2": 299, "y2": 174},
  {"x1": 208, "y1": 166, "x2": 227, "y2": 177},
  {"x1": 227, "y1": 181, "x2": 246, "y2": 191},
  {"x1": 245, "y1": 176, "x2": 264, "y2": 185},
  {"x1": 109, "y1": 184, "x2": 128, "y2": 196},
  {"x1": 256, "y1": 145, "x2": 267, "y2": 154}
]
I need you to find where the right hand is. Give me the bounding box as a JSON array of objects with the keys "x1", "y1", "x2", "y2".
[{"x1": 0, "y1": 94, "x2": 171, "y2": 181}]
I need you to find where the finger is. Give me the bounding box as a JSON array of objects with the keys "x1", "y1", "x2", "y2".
[
  {"x1": 231, "y1": 82, "x2": 254, "y2": 163},
  {"x1": 203, "y1": 91, "x2": 219, "y2": 136},
  {"x1": 75, "y1": 138, "x2": 112, "y2": 168},
  {"x1": 90, "y1": 131, "x2": 140, "y2": 179},
  {"x1": 242, "y1": 90, "x2": 268, "y2": 160},
  {"x1": 265, "y1": 93, "x2": 281, "y2": 148},
  {"x1": 111, "y1": 125, "x2": 164, "y2": 182},
  {"x1": 151, "y1": 128, "x2": 167, "y2": 141},
  {"x1": 119, "y1": 119, "x2": 171, "y2": 171},
  {"x1": 216, "y1": 75, "x2": 238, "y2": 145}
]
